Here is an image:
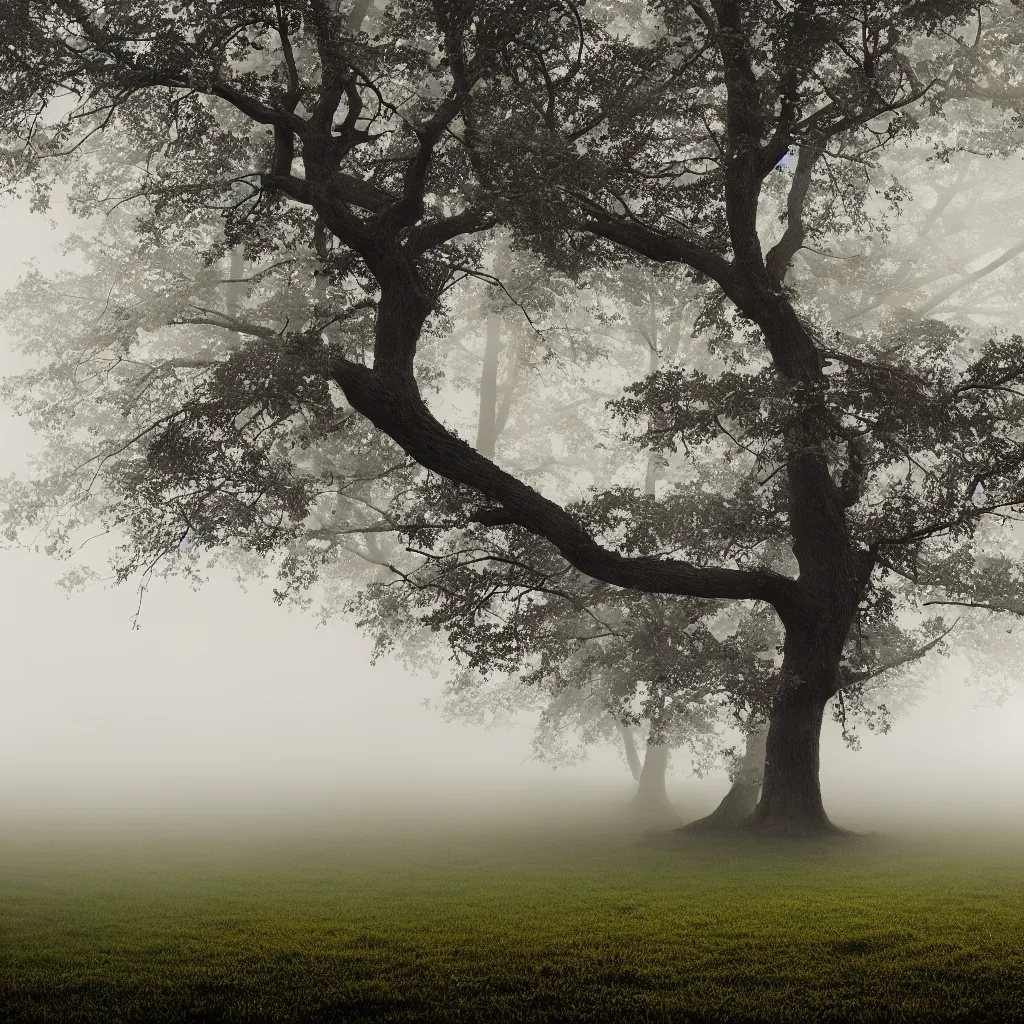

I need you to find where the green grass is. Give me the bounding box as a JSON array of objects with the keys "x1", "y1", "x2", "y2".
[{"x1": 2, "y1": 806, "x2": 1024, "y2": 1023}]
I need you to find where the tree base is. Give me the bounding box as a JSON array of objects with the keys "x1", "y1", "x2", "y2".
[
  {"x1": 741, "y1": 812, "x2": 847, "y2": 838},
  {"x1": 680, "y1": 811, "x2": 746, "y2": 834},
  {"x1": 671, "y1": 809, "x2": 854, "y2": 840},
  {"x1": 624, "y1": 794, "x2": 682, "y2": 827},
  {"x1": 657, "y1": 815, "x2": 855, "y2": 846},
  {"x1": 681, "y1": 779, "x2": 760, "y2": 833}
]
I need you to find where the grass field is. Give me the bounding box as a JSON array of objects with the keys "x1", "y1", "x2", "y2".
[{"x1": 2, "y1": 801, "x2": 1024, "y2": 1023}]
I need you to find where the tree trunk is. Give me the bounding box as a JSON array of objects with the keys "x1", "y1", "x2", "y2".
[
  {"x1": 643, "y1": 317, "x2": 661, "y2": 496},
  {"x1": 476, "y1": 316, "x2": 501, "y2": 460},
  {"x1": 344, "y1": 0, "x2": 374, "y2": 32},
  {"x1": 628, "y1": 743, "x2": 678, "y2": 821},
  {"x1": 226, "y1": 245, "x2": 246, "y2": 315},
  {"x1": 615, "y1": 721, "x2": 643, "y2": 782},
  {"x1": 494, "y1": 326, "x2": 519, "y2": 438},
  {"x1": 682, "y1": 723, "x2": 767, "y2": 832},
  {"x1": 750, "y1": 680, "x2": 836, "y2": 834}
]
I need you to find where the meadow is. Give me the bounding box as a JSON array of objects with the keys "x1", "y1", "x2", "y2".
[{"x1": 2, "y1": 799, "x2": 1023, "y2": 1023}]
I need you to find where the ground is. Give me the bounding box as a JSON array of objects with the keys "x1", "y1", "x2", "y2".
[{"x1": 2, "y1": 802, "x2": 1023, "y2": 1023}]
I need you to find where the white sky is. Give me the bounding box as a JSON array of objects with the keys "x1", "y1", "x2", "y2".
[{"x1": 2, "y1": 197, "x2": 1023, "y2": 832}]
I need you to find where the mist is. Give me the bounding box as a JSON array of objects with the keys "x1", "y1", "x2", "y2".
[
  {"x1": 3, "y1": 201, "x2": 1024, "y2": 844},
  {"x1": 3, "y1": 542, "x2": 1023, "y2": 837}
]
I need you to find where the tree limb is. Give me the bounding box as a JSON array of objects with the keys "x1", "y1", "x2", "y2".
[
  {"x1": 330, "y1": 358, "x2": 800, "y2": 614},
  {"x1": 765, "y1": 143, "x2": 821, "y2": 287}
]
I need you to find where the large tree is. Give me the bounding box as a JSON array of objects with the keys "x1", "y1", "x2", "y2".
[{"x1": 5, "y1": 0, "x2": 1024, "y2": 834}]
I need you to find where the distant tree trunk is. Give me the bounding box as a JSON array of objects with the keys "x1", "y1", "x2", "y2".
[
  {"x1": 643, "y1": 316, "x2": 660, "y2": 495},
  {"x1": 476, "y1": 316, "x2": 501, "y2": 459},
  {"x1": 313, "y1": 218, "x2": 330, "y2": 307},
  {"x1": 226, "y1": 244, "x2": 246, "y2": 315},
  {"x1": 628, "y1": 742, "x2": 678, "y2": 821},
  {"x1": 493, "y1": 327, "x2": 519, "y2": 438},
  {"x1": 682, "y1": 723, "x2": 768, "y2": 832},
  {"x1": 345, "y1": 0, "x2": 374, "y2": 31},
  {"x1": 614, "y1": 721, "x2": 642, "y2": 781},
  {"x1": 476, "y1": 316, "x2": 519, "y2": 460}
]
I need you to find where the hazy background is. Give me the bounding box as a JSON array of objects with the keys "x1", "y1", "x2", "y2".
[{"x1": 3, "y1": 198, "x2": 1024, "y2": 835}]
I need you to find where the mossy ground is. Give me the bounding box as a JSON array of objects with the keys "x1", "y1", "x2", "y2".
[{"x1": 2, "y1": 805, "x2": 1023, "y2": 1023}]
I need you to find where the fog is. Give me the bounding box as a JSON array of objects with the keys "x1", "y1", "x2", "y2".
[{"x1": 3, "y1": 199, "x2": 1024, "y2": 842}]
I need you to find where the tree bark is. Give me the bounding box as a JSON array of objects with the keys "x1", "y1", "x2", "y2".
[
  {"x1": 751, "y1": 679, "x2": 835, "y2": 833},
  {"x1": 682, "y1": 723, "x2": 767, "y2": 831}
]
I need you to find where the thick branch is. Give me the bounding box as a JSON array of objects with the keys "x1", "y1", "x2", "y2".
[
  {"x1": 331, "y1": 172, "x2": 397, "y2": 214},
  {"x1": 765, "y1": 144, "x2": 821, "y2": 287},
  {"x1": 260, "y1": 172, "x2": 312, "y2": 205},
  {"x1": 382, "y1": 94, "x2": 465, "y2": 232},
  {"x1": 582, "y1": 215, "x2": 738, "y2": 300},
  {"x1": 209, "y1": 80, "x2": 305, "y2": 133},
  {"x1": 405, "y1": 208, "x2": 497, "y2": 256},
  {"x1": 708, "y1": 1, "x2": 766, "y2": 152},
  {"x1": 168, "y1": 312, "x2": 278, "y2": 340},
  {"x1": 330, "y1": 360, "x2": 799, "y2": 613}
]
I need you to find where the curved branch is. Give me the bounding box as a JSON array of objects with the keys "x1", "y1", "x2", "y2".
[
  {"x1": 330, "y1": 359, "x2": 799, "y2": 615},
  {"x1": 581, "y1": 215, "x2": 738, "y2": 300},
  {"x1": 405, "y1": 208, "x2": 497, "y2": 255},
  {"x1": 765, "y1": 143, "x2": 821, "y2": 287},
  {"x1": 923, "y1": 599, "x2": 1024, "y2": 617}
]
